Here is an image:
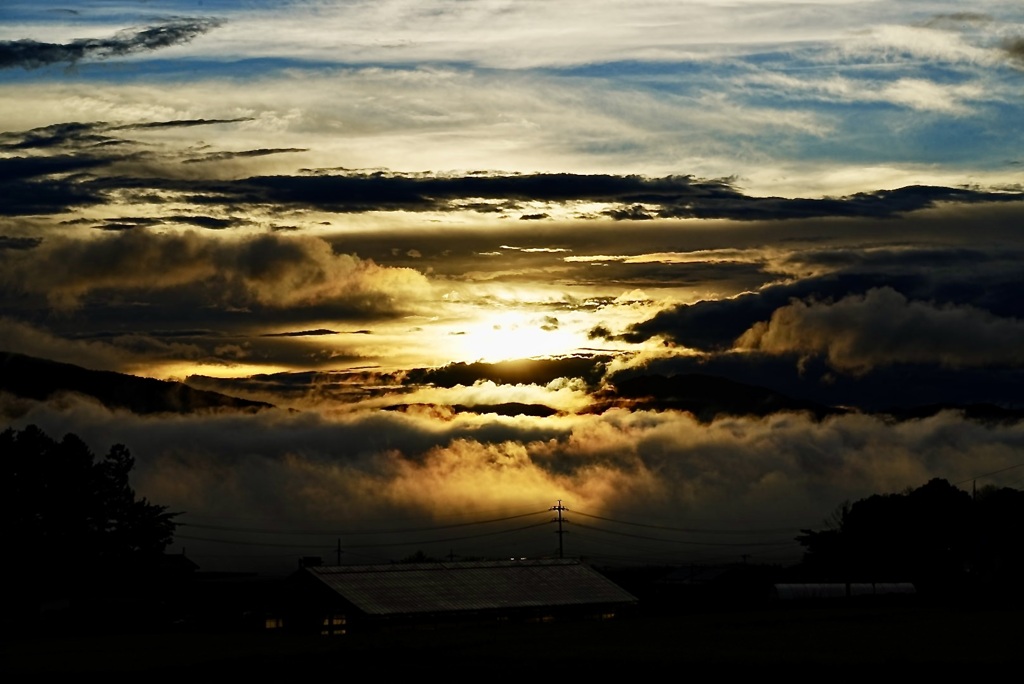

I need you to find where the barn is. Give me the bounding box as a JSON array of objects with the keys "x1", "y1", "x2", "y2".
[{"x1": 282, "y1": 558, "x2": 637, "y2": 633}]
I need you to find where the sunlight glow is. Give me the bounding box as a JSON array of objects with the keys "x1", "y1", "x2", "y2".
[{"x1": 450, "y1": 310, "x2": 584, "y2": 363}]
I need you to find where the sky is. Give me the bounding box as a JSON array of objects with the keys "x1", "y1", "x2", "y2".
[{"x1": 1, "y1": 1, "x2": 1023, "y2": 573}]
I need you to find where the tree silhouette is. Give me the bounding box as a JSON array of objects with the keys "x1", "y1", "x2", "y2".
[
  {"x1": 3, "y1": 425, "x2": 178, "y2": 613},
  {"x1": 971, "y1": 484, "x2": 1024, "y2": 590},
  {"x1": 798, "y1": 478, "x2": 1023, "y2": 595}
]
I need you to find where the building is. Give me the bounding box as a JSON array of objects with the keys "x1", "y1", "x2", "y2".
[{"x1": 282, "y1": 558, "x2": 637, "y2": 633}]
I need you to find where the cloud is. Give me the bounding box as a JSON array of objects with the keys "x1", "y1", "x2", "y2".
[
  {"x1": 922, "y1": 13, "x2": 992, "y2": 30},
  {"x1": 0, "y1": 119, "x2": 252, "y2": 152},
  {"x1": 616, "y1": 238, "x2": 1024, "y2": 351},
  {"x1": 0, "y1": 319, "x2": 123, "y2": 371},
  {"x1": 0, "y1": 236, "x2": 41, "y2": 250},
  {"x1": 183, "y1": 148, "x2": 308, "y2": 164},
  {"x1": 0, "y1": 158, "x2": 110, "y2": 216},
  {"x1": 116, "y1": 118, "x2": 252, "y2": 130},
  {"x1": 1003, "y1": 37, "x2": 1024, "y2": 63},
  {"x1": 0, "y1": 121, "x2": 120, "y2": 151},
  {"x1": 404, "y1": 356, "x2": 611, "y2": 389},
  {"x1": 70, "y1": 164, "x2": 1024, "y2": 220},
  {"x1": 845, "y1": 24, "x2": 996, "y2": 67},
  {"x1": 261, "y1": 329, "x2": 340, "y2": 338},
  {"x1": 606, "y1": 349, "x2": 1024, "y2": 414},
  {"x1": 194, "y1": 1, "x2": 942, "y2": 71},
  {"x1": 735, "y1": 287, "x2": 1024, "y2": 373},
  {"x1": 649, "y1": 185, "x2": 1024, "y2": 221},
  {"x1": 6, "y1": 111, "x2": 1020, "y2": 223},
  {"x1": 196, "y1": 172, "x2": 743, "y2": 215},
  {"x1": 6, "y1": 394, "x2": 1023, "y2": 571},
  {"x1": 0, "y1": 152, "x2": 112, "y2": 183},
  {"x1": 739, "y1": 72, "x2": 987, "y2": 115},
  {"x1": 0, "y1": 19, "x2": 223, "y2": 70},
  {"x1": 81, "y1": 215, "x2": 244, "y2": 231},
  {"x1": 0, "y1": 230, "x2": 433, "y2": 314}
]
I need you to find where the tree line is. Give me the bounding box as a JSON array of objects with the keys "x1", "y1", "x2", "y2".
[{"x1": 797, "y1": 477, "x2": 1024, "y2": 594}]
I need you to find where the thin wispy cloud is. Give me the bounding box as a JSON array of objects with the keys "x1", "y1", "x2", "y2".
[{"x1": 0, "y1": 18, "x2": 222, "y2": 70}]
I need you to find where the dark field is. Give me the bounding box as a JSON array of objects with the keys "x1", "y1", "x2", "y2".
[{"x1": 6, "y1": 601, "x2": 1021, "y2": 674}]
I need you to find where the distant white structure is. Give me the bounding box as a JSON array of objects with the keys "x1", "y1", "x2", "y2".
[{"x1": 772, "y1": 583, "x2": 915, "y2": 601}]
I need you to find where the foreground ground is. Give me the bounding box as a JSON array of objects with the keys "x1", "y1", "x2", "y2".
[{"x1": 5, "y1": 599, "x2": 1021, "y2": 674}]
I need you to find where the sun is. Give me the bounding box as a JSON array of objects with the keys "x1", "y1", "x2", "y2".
[{"x1": 450, "y1": 310, "x2": 583, "y2": 363}]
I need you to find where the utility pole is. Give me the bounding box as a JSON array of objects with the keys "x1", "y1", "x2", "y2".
[
  {"x1": 336, "y1": 538, "x2": 342, "y2": 566},
  {"x1": 550, "y1": 499, "x2": 568, "y2": 559}
]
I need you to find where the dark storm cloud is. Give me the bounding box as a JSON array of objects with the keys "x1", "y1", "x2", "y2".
[
  {"x1": 0, "y1": 119, "x2": 254, "y2": 152},
  {"x1": 167, "y1": 215, "x2": 241, "y2": 230},
  {"x1": 606, "y1": 204, "x2": 654, "y2": 220},
  {"x1": 91, "y1": 217, "x2": 238, "y2": 231},
  {"x1": 737, "y1": 287, "x2": 1024, "y2": 372},
  {"x1": 781, "y1": 246, "x2": 1024, "y2": 318},
  {"x1": 600, "y1": 239, "x2": 1024, "y2": 412},
  {"x1": 75, "y1": 328, "x2": 223, "y2": 341},
  {"x1": 1003, "y1": 37, "x2": 1024, "y2": 62},
  {"x1": 0, "y1": 122, "x2": 121, "y2": 151},
  {"x1": 0, "y1": 154, "x2": 110, "y2": 181},
  {"x1": 615, "y1": 272, "x2": 911, "y2": 350},
  {"x1": 404, "y1": 356, "x2": 612, "y2": 389},
  {"x1": 94, "y1": 215, "x2": 242, "y2": 231},
  {"x1": 569, "y1": 258, "x2": 774, "y2": 292},
  {"x1": 261, "y1": 329, "x2": 340, "y2": 337},
  {"x1": 616, "y1": 246, "x2": 1024, "y2": 350},
  {"x1": 183, "y1": 148, "x2": 309, "y2": 164},
  {"x1": 647, "y1": 185, "x2": 1024, "y2": 221},
  {"x1": 5, "y1": 118, "x2": 1023, "y2": 221},
  {"x1": 587, "y1": 372, "x2": 843, "y2": 421},
  {"x1": 0, "y1": 236, "x2": 42, "y2": 251},
  {"x1": 0, "y1": 155, "x2": 109, "y2": 215},
  {"x1": 0, "y1": 18, "x2": 223, "y2": 70},
  {"x1": 186, "y1": 368, "x2": 409, "y2": 407},
  {"x1": 205, "y1": 174, "x2": 1021, "y2": 219},
  {"x1": 116, "y1": 118, "x2": 253, "y2": 130},
  {"x1": 67, "y1": 165, "x2": 1015, "y2": 219},
  {"x1": 616, "y1": 352, "x2": 1024, "y2": 414},
  {"x1": 94, "y1": 222, "x2": 142, "y2": 232},
  {"x1": 194, "y1": 360, "x2": 606, "y2": 410},
  {"x1": 0, "y1": 119, "x2": 283, "y2": 217}
]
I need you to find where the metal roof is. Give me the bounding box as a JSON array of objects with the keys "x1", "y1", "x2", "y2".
[{"x1": 304, "y1": 559, "x2": 637, "y2": 616}]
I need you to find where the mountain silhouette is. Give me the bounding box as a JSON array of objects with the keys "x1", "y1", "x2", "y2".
[{"x1": 0, "y1": 352, "x2": 273, "y2": 414}]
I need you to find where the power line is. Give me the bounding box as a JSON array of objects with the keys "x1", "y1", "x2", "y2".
[
  {"x1": 571, "y1": 509, "x2": 800, "y2": 535},
  {"x1": 177, "y1": 508, "x2": 549, "y2": 536},
  {"x1": 175, "y1": 500, "x2": 813, "y2": 565},
  {"x1": 953, "y1": 462, "x2": 1024, "y2": 487}
]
